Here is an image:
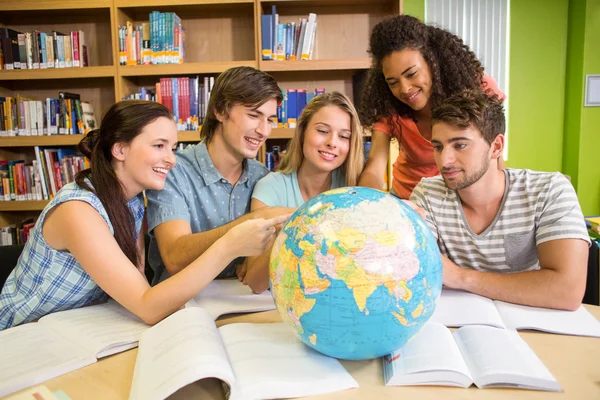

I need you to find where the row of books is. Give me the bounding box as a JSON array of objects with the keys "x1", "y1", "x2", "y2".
[
  {"x1": 0, "y1": 219, "x2": 34, "y2": 246},
  {"x1": 123, "y1": 76, "x2": 215, "y2": 131},
  {"x1": 0, "y1": 148, "x2": 89, "y2": 203},
  {"x1": 261, "y1": 7, "x2": 317, "y2": 61},
  {"x1": 277, "y1": 88, "x2": 325, "y2": 128},
  {"x1": 118, "y1": 12, "x2": 185, "y2": 66},
  {"x1": 0, "y1": 93, "x2": 97, "y2": 137},
  {"x1": 0, "y1": 27, "x2": 89, "y2": 70}
]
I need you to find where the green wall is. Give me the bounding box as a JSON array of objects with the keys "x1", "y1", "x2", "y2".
[
  {"x1": 506, "y1": 0, "x2": 569, "y2": 172},
  {"x1": 403, "y1": 0, "x2": 425, "y2": 20}
]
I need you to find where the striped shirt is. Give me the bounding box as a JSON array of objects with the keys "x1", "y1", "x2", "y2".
[
  {"x1": 410, "y1": 169, "x2": 590, "y2": 273},
  {"x1": 0, "y1": 182, "x2": 145, "y2": 330}
]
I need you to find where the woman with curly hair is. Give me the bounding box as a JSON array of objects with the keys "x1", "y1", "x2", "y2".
[{"x1": 358, "y1": 15, "x2": 505, "y2": 199}]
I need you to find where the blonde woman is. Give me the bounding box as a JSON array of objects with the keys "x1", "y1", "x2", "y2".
[{"x1": 240, "y1": 92, "x2": 365, "y2": 293}]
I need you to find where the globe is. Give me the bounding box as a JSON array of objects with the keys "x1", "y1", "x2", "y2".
[{"x1": 269, "y1": 187, "x2": 443, "y2": 360}]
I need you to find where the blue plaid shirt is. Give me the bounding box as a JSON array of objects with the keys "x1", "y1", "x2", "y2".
[
  {"x1": 146, "y1": 141, "x2": 268, "y2": 284},
  {"x1": 0, "y1": 182, "x2": 145, "y2": 330}
]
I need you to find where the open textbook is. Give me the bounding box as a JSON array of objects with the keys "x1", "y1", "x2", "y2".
[
  {"x1": 186, "y1": 278, "x2": 275, "y2": 319},
  {"x1": 0, "y1": 301, "x2": 149, "y2": 398},
  {"x1": 129, "y1": 307, "x2": 359, "y2": 400},
  {"x1": 430, "y1": 289, "x2": 600, "y2": 337},
  {"x1": 383, "y1": 322, "x2": 561, "y2": 391}
]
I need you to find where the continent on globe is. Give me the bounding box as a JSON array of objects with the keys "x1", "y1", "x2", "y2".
[{"x1": 269, "y1": 187, "x2": 443, "y2": 360}]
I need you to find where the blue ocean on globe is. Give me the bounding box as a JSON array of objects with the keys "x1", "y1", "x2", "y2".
[{"x1": 269, "y1": 187, "x2": 443, "y2": 360}]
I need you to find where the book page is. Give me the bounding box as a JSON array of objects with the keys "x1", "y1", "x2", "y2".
[
  {"x1": 494, "y1": 301, "x2": 600, "y2": 337},
  {"x1": 219, "y1": 322, "x2": 358, "y2": 400},
  {"x1": 453, "y1": 325, "x2": 561, "y2": 391},
  {"x1": 187, "y1": 279, "x2": 275, "y2": 319},
  {"x1": 429, "y1": 289, "x2": 505, "y2": 328},
  {"x1": 0, "y1": 324, "x2": 96, "y2": 398},
  {"x1": 40, "y1": 300, "x2": 150, "y2": 358},
  {"x1": 129, "y1": 307, "x2": 237, "y2": 400},
  {"x1": 383, "y1": 322, "x2": 472, "y2": 387}
]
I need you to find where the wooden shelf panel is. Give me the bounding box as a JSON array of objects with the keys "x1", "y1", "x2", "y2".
[
  {"x1": 0, "y1": 200, "x2": 49, "y2": 211},
  {"x1": 260, "y1": 59, "x2": 370, "y2": 72},
  {"x1": 178, "y1": 131, "x2": 201, "y2": 142},
  {"x1": 115, "y1": 0, "x2": 253, "y2": 7},
  {"x1": 0, "y1": 0, "x2": 112, "y2": 10},
  {"x1": 270, "y1": 128, "x2": 294, "y2": 139},
  {"x1": 118, "y1": 61, "x2": 258, "y2": 77},
  {"x1": 261, "y1": 0, "x2": 396, "y2": 6},
  {"x1": 0, "y1": 67, "x2": 116, "y2": 81},
  {"x1": 0, "y1": 135, "x2": 85, "y2": 147}
]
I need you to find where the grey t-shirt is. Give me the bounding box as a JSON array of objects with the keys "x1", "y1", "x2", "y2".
[
  {"x1": 410, "y1": 169, "x2": 590, "y2": 273},
  {"x1": 146, "y1": 141, "x2": 268, "y2": 283}
]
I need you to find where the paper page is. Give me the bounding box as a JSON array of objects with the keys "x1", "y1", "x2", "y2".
[
  {"x1": 129, "y1": 307, "x2": 237, "y2": 400},
  {"x1": 454, "y1": 326, "x2": 561, "y2": 391},
  {"x1": 219, "y1": 322, "x2": 358, "y2": 400},
  {"x1": 40, "y1": 300, "x2": 150, "y2": 358},
  {"x1": 383, "y1": 322, "x2": 472, "y2": 387},
  {"x1": 4, "y1": 385, "x2": 60, "y2": 400},
  {"x1": 0, "y1": 324, "x2": 96, "y2": 398},
  {"x1": 429, "y1": 289, "x2": 505, "y2": 328},
  {"x1": 187, "y1": 279, "x2": 275, "y2": 319},
  {"x1": 494, "y1": 301, "x2": 600, "y2": 337}
]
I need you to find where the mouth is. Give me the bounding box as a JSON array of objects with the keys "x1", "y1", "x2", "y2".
[
  {"x1": 152, "y1": 167, "x2": 169, "y2": 178},
  {"x1": 442, "y1": 169, "x2": 462, "y2": 179},
  {"x1": 404, "y1": 90, "x2": 420, "y2": 104},
  {"x1": 244, "y1": 136, "x2": 262, "y2": 149},
  {"x1": 318, "y1": 150, "x2": 338, "y2": 161}
]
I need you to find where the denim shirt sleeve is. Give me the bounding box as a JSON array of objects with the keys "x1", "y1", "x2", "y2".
[{"x1": 146, "y1": 163, "x2": 192, "y2": 232}]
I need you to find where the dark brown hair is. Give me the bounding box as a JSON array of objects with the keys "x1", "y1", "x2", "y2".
[
  {"x1": 431, "y1": 89, "x2": 505, "y2": 144},
  {"x1": 360, "y1": 15, "x2": 485, "y2": 130},
  {"x1": 76, "y1": 100, "x2": 173, "y2": 267},
  {"x1": 200, "y1": 66, "x2": 282, "y2": 143}
]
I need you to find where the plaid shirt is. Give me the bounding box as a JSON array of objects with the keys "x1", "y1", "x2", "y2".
[{"x1": 0, "y1": 182, "x2": 144, "y2": 330}]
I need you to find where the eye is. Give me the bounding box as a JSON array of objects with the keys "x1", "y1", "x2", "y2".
[
  {"x1": 317, "y1": 129, "x2": 328, "y2": 134},
  {"x1": 387, "y1": 81, "x2": 397, "y2": 87},
  {"x1": 339, "y1": 134, "x2": 350, "y2": 140},
  {"x1": 248, "y1": 113, "x2": 258, "y2": 119},
  {"x1": 433, "y1": 145, "x2": 442, "y2": 152},
  {"x1": 154, "y1": 144, "x2": 165, "y2": 149},
  {"x1": 267, "y1": 118, "x2": 275, "y2": 124},
  {"x1": 455, "y1": 143, "x2": 466, "y2": 150},
  {"x1": 407, "y1": 71, "x2": 417, "y2": 78}
]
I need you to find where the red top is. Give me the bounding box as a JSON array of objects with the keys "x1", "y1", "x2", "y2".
[{"x1": 373, "y1": 74, "x2": 505, "y2": 199}]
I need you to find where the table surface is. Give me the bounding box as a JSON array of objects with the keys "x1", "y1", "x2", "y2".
[{"x1": 7, "y1": 306, "x2": 600, "y2": 400}]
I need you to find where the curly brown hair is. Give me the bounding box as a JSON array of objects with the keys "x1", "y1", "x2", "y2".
[{"x1": 360, "y1": 15, "x2": 485, "y2": 131}]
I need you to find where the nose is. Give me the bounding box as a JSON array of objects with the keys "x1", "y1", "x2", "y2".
[
  {"x1": 256, "y1": 118, "x2": 271, "y2": 137},
  {"x1": 399, "y1": 77, "x2": 412, "y2": 94},
  {"x1": 439, "y1": 148, "x2": 455, "y2": 168},
  {"x1": 325, "y1": 134, "x2": 339, "y2": 149},
  {"x1": 166, "y1": 148, "x2": 177, "y2": 166}
]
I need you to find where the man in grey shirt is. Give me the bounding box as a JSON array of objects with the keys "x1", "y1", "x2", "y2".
[
  {"x1": 410, "y1": 89, "x2": 589, "y2": 310},
  {"x1": 146, "y1": 67, "x2": 292, "y2": 283}
]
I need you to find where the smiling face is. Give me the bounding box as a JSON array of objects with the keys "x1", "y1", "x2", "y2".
[
  {"x1": 301, "y1": 105, "x2": 351, "y2": 175},
  {"x1": 382, "y1": 49, "x2": 433, "y2": 112},
  {"x1": 114, "y1": 116, "x2": 178, "y2": 197},
  {"x1": 431, "y1": 122, "x2": 498, "y2": 190},
  {"x1": 218, "y1": 100, "x2": 278, "y2": 161}
]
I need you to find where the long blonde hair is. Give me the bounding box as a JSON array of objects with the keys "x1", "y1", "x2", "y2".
[{"x1": 278, "y1": 92, "x2": 365, "y2": 186}]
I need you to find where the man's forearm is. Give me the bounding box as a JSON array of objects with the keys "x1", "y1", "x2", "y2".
[
  {"x1": 244, "y1": 249, "x2": 271, "y2": 294},
  {"x1": 447, "y1": 257, "x2": 584, "y2": 310}
]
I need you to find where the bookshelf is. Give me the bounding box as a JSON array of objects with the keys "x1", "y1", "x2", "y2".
[{"x1": 0, "y1": 0, "x2": 401, "y2": 233}]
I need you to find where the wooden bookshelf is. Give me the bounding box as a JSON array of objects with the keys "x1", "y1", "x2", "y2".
[
  {"x1": 0, "y1": 0, "x2": 401, "y2": 228},
  {"x1": 0, "y1": 200, "x2": 49, "y2": 211}
]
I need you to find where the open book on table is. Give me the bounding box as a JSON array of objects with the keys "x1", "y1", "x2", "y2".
[
  {"x1": 129, "y1": 307, "x2": 358, "y2": 400},
  {"x1": 429, "y1": 289, "x2": 600, "y2": 337},
  {"x1": 383, "y1": 322, "x2": 561, "y2": 391},
  {"x1": 0, "y1": 301, "x2": 149, "y2": 398},
  {"x1": 186, "y1": 278, "x2": 275, "y2": 319}
]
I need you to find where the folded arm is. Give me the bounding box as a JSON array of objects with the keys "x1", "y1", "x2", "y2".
[{"x1": 443, "y1": 238, "x2": 589, "y2": 310}]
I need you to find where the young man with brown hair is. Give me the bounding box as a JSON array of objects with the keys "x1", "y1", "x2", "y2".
[
  {"x1": 410, "y1": 89, "x2": 590, "y2": 310},
  {"x1": 147, "y1": 66, "x2": 291, "y2": 283}
]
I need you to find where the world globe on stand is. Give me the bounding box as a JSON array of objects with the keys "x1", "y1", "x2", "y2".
[{"x1": 269, "y1": 187, "x2": 443, "y2": 360}]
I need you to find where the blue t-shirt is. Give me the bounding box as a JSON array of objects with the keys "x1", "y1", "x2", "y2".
[
  {"x1": 146, "y1": 141, "x2": 269, "y2": 283},
  {"x1": 0, "y1": 182, "x2": 145, "y2": 330},
  {"x1": 252, "y1": 169, "x2": 346, "y2": 208}
]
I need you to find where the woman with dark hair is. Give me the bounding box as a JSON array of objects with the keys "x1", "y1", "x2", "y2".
[
  {"x1": 0, "y1": 100, "x2": 287, "y2": 330},
  {"x1": 359, "y1": 15, "x2": 505, "y2": 199}
]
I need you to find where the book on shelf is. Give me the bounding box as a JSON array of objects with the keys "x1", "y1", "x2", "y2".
[
  {"x1": 0, "y1": 217, "x2": 34, "y2": 246},
  {"x1": 119, "y1": 11, "x2": 184, "y2": 66},
  {"x1": 262, "y1": 7, "x2": 317, "y2": 62},
  {"x1": 586, "y1": 216, "x2": 600, "y2": 234},
  {"x1": 383, "y1": 322, "x2": 561, "y2": 391},
  {"x1": 276, "y1": 87, "x2": 325, "y2": 129},
  {"x1": 0, "y1": 301, "x2": 149, "y2": 398},
  {"x1": 129, "y1": 307, "x2": 358, "y2": 400},
  {"x1": 429, "y1": 289, "x2": 600, "y2": 337},
  {"x1": 0, "y1": 27, "x2": 87, "y2": 70},
  {"x1": 185, "y1": 278, "x2": 276, "y2": 319}
]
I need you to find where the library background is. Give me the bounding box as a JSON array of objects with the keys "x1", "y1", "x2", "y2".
[{"x1": 0, "y1": 0, "x2": 403, "y2": 246}]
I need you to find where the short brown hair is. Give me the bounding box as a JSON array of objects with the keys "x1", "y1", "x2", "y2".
[
  {"x1": 431, "y1": 89, "x2": 505, "y2": 144},
  {"x1": 200, "y1": 66, "x2": 282, "y2": 142}
]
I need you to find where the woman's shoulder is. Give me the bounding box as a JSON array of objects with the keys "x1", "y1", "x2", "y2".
[{"x1": 256, "y1": 171, "x2": 294, "y2": 189}]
